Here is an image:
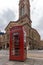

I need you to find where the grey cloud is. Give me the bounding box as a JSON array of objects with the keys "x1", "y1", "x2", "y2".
[
  {"x1": 36, "y1": 16, "x2": 43, "y2": 31},
  {"x1": 2, "y1": 9, "x2": 16, "y2": 22},
  {"x1": 0, "y1": 9, "x2": 15, "y2": 31},
  {"x1": 34, "y1": 16, "x2": 43, "y2": 40},
  {"x1": 30, "y1": 0, "x2": 43, "y2": 39}
]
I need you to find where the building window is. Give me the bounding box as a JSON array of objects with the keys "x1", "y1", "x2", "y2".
[
  {"x1": 28, "y1": 8, "x2": 30, "y2": 17},
  {"x1": 7, "y1": 34, "x2": 9, "y2": 40},
  {"x1": 20, "y1": 6, "x2": 24, "y2": 17},
  {"x1": 29, "y1": 29, "x2": 30, "y2": 37}
]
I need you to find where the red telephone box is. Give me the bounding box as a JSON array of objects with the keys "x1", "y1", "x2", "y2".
[{"x1": 9, "y1": 26, "x2": 27, "y2": 61}]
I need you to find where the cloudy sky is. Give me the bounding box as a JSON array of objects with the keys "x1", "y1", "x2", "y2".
[{"x1": 0, "y1": 0, "x2": 43, "y2": 40}]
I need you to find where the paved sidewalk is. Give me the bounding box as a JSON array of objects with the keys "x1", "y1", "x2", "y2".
[
  {"x1": 2, "y1": 58, "x2": 43, "y2": 65},
  {"x1": 0, "y1": 55, "x2": 43, "y2": 65},
  {"x1": 0, "y1": 50, "x2": 43, "y2": 65},
  {"x1": 27, "y1": 50, "x2": 43, "y2": 59}
]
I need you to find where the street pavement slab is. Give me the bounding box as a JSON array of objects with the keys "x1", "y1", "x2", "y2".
[
  {"x1": 0, "y1": 57, "x2": 43, "y2": 65},
  {"x1": 0, "y1": 50, "x2": 43, "y2": 65}
]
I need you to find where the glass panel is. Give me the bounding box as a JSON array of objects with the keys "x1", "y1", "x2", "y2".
[{"x1": 12, "y1": 32, "x2": 20, "y2": 56}]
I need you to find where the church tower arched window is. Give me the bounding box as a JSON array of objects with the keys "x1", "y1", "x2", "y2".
[{"x1": 20, "y1": 6, "x2": 24, "y2": 17}]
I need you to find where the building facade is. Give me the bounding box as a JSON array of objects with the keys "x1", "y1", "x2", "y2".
[
  {"x1": 0, "y1": 32, "x2": 5, "y2": 49},
  {"x1": 1, "y1": 0, "x2": 43, "y2": 50},
  {"x1": 39, "y1": 41, "x2": 43, "y2": 49}
]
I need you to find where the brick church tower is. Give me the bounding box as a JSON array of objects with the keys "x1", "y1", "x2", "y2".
[{"x1": 19, "y1": 0, "x2": 32, "y2": 49}]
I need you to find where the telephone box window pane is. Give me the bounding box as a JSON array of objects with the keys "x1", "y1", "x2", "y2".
[{"x1": 12, "y1": 32, "x2": 20, "y2": 56}]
